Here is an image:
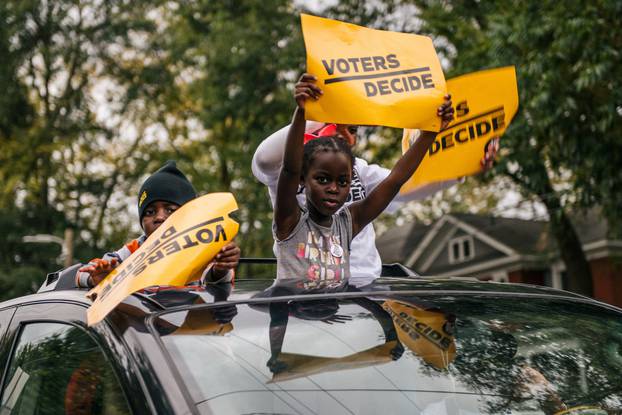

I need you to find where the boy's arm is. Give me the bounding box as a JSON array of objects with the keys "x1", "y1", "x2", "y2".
[
  {"x1": 76, "y1": 258, "x2": 118, "y2": 288},
  {"x1": 274, "y1": 74, "x2": 322, "y2": 240},
  {"x1": 349, "y1": 96, "x2": 454, "y2": 236},
  {"x1": 75, "y1": 238, "x2": 142, "y2": 288},
  {"x1": 204, "y1": 241, "x2": 240, "y2": 283}
]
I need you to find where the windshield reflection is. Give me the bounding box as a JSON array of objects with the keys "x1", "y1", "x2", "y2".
[
  {"x1": 265, "y1": 298, "x2": 405, "y2": 382},
  {"x1": 151, "y1": 283, "x2": 238, "y2": 336},
  {"x1": 152, "y1": 284, "x2": 622, "y2": 414}
]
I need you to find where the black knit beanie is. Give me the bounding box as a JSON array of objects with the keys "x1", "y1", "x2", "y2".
[{"x1": 137, "y1": 161, "x2": 196, "y2": 222}]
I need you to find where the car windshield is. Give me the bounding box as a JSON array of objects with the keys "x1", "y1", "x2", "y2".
[{"x1": 152, "y1": 292, "x2": 622, "y2": 414}]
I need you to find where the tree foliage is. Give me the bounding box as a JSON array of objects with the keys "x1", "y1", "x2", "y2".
[
  {"x1": 401, "y1": 0, "x2": 622, "y2": 294},
  {"x1": 151, "y1": 0, "x2": 304, "y2": 258},
  {"x1": 0, "y1": 0, "x2": 305, "y2": 296},
  {"x1": 0, "y1": 0, "x2": 178, "y2": 297}
]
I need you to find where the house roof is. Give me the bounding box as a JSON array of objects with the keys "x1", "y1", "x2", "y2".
[
  {"x1": 377, "y1": 209, "x2": 613, "y2": 265},
  {"x1": 449, "y1": 213, "x2": 551, "y2": 255},
  {"x1": 570, "y1": 209, "x2": 611, "y2": 244},
  {"x1": 376, "y1": 221, "x2": 430, "y2": 263}
]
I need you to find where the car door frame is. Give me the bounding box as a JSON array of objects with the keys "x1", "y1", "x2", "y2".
[
  {"x1": 105, "y1": 295, "x2": 201, "y2": 415},
  {"x1": 0, "y1": 299, "x2": 154, "y2": 415}
]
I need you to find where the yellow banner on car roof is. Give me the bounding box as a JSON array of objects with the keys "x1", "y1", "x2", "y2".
[
  {"x1": 301, "y1": 14, "x2": 447, "y2": 131},
  {"x1": 382, "y1": 300, "x2": 456, "y2": 369},
  {"x1": 400, "y1": 66, "x2": 519, "y2": 193},
  {"x1": 87, "y1": 193, "x2": 239, "y2": 326},
  {"x1": 168, "y1": 309, "x2": 233, "y2": 336}
]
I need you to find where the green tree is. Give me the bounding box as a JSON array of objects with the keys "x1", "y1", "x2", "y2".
[
  {"x1": 387, "y1": 0, "x2": 622, "y2": 295},
  {"x1": 153, "y1": 0, "x2": 304, "y2": 258},
  {"x1": 0, "y1": 0, "x2": 176, "y2": 292},
  {"x1": 0, "y1": 0, "x2": 309, "y2": 296}
]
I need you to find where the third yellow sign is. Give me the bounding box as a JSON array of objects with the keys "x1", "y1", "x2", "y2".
[{"x1": 401, "y1": 66, "x2": 519, "y2": 193}]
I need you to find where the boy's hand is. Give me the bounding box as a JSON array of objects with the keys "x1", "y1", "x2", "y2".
[
  {"x1": 212, "y1": 241, "x2": 241, "y2": 276},
  {"x1": 294, "y1": 73, "x2": 322, "y2": 109},
  {"x1": 438, "y1": 94, "x2": 455, "y2": 130},
  {"x1": 79, "y1": 258, "x2": 118, "y2": 287}
]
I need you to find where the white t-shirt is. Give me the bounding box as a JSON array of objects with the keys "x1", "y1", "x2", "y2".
[{"x1": 252, "y1": 122, "x2": 456, "y2": 286}]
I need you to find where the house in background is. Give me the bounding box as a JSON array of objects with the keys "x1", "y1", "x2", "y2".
[{"x1": 376, "y1": 212, "x2": 622, "y2": 307}]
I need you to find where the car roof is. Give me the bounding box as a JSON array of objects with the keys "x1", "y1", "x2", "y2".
[{"x1": 3, "y1": 276, "x2": 619, "y2": 316}]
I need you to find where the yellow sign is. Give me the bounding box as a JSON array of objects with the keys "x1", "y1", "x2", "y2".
[
  {"x1": 169, "y1": 309, "x2": 233, "y2": 336},
  {"x1": 87, "y1": 193, "x2": 239, "y2": 326},
  {"x1": 301, "y1": 13, "x2": 447, "y2": 131},
  {"x1": 382, "y1": 300, "x2": 456, "y2": 369},
  {"x1": 400, "y1": 66, "x2": 519, "y2": 193}
]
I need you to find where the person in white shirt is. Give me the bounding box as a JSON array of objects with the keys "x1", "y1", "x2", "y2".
[{"x1": 252, "y1": 120, "x2": 498, "y2": 286}]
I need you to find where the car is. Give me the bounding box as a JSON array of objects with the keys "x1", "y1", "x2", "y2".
[{"x1": 0, "y1": 260, "x2": 621, "y2": 414}]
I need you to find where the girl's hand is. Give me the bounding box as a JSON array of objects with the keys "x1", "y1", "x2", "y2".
[
  {"x1": 438, "y1": 94, "x2": 455, "y2": 130},
  {"x1": 294, "y1": 73, "x2": 322, "y2": 109}
]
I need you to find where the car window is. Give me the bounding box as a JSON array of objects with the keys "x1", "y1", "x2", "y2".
[
  {"x1": 0, "y1": 322, "x2": 131, "y2": 414},
  {"x1": 154, "y1": 295, "x2": 622, "y2": 415}
]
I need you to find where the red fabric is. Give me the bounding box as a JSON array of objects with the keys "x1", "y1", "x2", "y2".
[
  {"x1": 65, "y1": 363, "x2": 101, "y2": 415},
  {"x1": 125, "y1": 238, "x2": 141, "y2": 254},
  {"x1": 303, "y1": 123, "x2": 337, "y2": 144}
]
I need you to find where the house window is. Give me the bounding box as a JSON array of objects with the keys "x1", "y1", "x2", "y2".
[{"x1": 448, "y1": 236, "x2": 475, "y2": 264}]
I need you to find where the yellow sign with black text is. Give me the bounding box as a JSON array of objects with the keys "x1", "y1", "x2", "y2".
[
  {"x1": 301, "y1": 13, "x2": 447, "y2": 131},
  {"x1": 382, "y1": 300, "x2": 456, "y2": 369},
  {"x1": 400, "y1": 66, "x2": 518, "y2": 193},
  {"x1": 87, "y1": 193, "x2": 239, "y2": 326},
  {"x1": 169, "y1": 309, "x2": 233, "y2": 336}
]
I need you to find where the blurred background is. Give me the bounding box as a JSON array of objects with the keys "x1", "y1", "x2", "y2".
[{"x1": 0, "y1": 0, "x2": 620, "y2": 303}]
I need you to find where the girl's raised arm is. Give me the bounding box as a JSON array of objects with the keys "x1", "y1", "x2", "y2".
[
  {"x1": 349, "y1": 95, "x2": 454, "y2": 237},
  {"x1": 274, "y1": 74, "x2": 322, "y2": 240}
]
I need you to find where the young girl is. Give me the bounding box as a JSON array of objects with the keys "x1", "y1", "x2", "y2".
[{"x1": 274, "y1": 73, "x2": 454, "y2": 289}]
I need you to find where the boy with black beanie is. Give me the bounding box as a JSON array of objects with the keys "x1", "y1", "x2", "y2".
[
  {"x1": 76, "y1": 161, "x2": 240, "y2": 288},
  {"x1": 137, "y1": 160, "x2": 197, "y2": 222}
]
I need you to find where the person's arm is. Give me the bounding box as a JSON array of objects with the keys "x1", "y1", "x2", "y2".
[
  {"x1": 356, "y1": 158, "x2": 458, "y2": 212},
  {"x1": 252, "y1": 122, "x2": 325, "y2": 185},
  {"x1": 204, "y1": 241, "x2": 241, "y2": 283},
  {"x1": 252, "y1": 124, "x2": 290, "y2": 186},
  {"x1": 274, "y1": 107, "x2": 306, "y2": 240},
  {"x1": 349, "y1": 95, "x2": 454, "y2": 237},
  {"x1": 274, "y1": 73, "x2": 322, "y2": 240},
  {"x1": 76, "y1": 258, "x2": 119, "y2": 288},
  {"x1": 76, "y1": 238, "x2": 143, "y2": 288}
]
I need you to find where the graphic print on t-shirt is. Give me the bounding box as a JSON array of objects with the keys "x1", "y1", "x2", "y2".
[
  {"x1": 296, "y1": 229, "x2": 347, "y2": 290},
  {"x1": 346, "y1": 168, "x2": 366, "y2": 203}
]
